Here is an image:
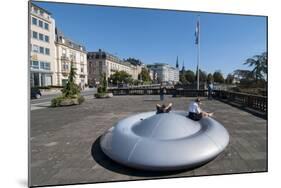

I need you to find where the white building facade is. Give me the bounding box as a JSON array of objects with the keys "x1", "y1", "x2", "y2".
[
  {"x1": 54, "y1": 29, "x2": 88, "y2": 88},
  {"x1": 30, "y1": 3, "x2": 56, "y2": 87},
  {"x1": 147, "y1": 63, "x2": 179, "y2": 84},
  {"x1": 30, "y1": 3, "x2": 88, "y2": 88}
]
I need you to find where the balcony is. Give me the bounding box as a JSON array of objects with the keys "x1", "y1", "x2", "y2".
[{"x1": 61, "y1": 55, "x2": 69, "y2": 61}]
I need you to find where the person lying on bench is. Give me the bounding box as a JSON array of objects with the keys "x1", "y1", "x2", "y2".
[
  {"x1": 188, "y1": 98, "x2": 213, "y2": 121},
  {"x1": 156, "y1": 103, "x2": 173, "y2": 114}
]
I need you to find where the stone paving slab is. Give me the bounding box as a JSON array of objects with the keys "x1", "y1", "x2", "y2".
[{"x1": 30, "y1": 95, "x2": 267, "y2": 187}]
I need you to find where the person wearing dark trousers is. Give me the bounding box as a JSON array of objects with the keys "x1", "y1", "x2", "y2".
[
  {"x1": 208, "y1": 82, "x2": 213, "y2": 100},
  {"x1": 188, "y1": 98, "x2": 213, "y2": 121},
  {"x1": 156, "y1": 103, "x2": 173, "y2": 114},
  {"x1": 159, "y1": 85, "x2": 165, "y2": 101}
]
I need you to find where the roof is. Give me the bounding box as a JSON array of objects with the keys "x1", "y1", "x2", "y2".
[
  {"x1": 55, "y1": 28, "x2": 86, "y2": 52},
  {"x1": 31, "y1": 2, "x2": 52, "y2": 15},
  {"x1": 87, "y1": 50, "x2": 138, "y2": 68}
]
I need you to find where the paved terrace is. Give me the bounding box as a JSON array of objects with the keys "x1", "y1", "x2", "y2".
[{"x1": 30, "y1": 95, "x2": 267, "y2": 187}]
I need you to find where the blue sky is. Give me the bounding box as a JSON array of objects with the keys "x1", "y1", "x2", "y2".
[{"x1": 33, "y1": 1, "x2": 267, "y2": 76}]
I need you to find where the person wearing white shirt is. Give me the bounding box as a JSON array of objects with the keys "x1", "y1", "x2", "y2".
[{"x1": 188, "y1": 98, "x2": 213, "y2": 121}]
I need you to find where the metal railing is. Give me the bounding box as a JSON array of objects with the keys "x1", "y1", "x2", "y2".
[
  {"x1": 108, "y1": 88, "x2": 208, "y2": 97},
  {"x1": 213, "y1": 90, "x2": 267, "y2": 113},
  {"x1": 108, "y1": 88, "x2": 267, "y2": 113}
]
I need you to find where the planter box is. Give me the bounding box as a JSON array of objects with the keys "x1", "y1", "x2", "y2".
[
  {"x1": 94, "y1": 93, "x2": 113, "y2": 98},
  {"x1": 60, "y1": 98, "x2": 79, "y2": 106}
]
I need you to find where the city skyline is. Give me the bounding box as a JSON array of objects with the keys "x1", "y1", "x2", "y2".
[{"x1": 33, "y1": 1, "x2": 267, "y2": 76}]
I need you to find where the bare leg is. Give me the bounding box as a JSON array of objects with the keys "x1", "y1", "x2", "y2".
[
  {"x1": 164, "y1": 103, "x2": 173, "y2": 113},
  {"x1": 201, "y1": 111, "x2": 213, "y2": 117}
]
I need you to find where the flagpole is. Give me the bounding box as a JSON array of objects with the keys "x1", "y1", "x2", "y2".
[{"x1": 197, "y1": 16, "x2": 200, "y2": 91}]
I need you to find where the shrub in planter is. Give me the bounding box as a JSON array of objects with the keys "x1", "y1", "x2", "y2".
[
  {"x1": 51, "y1": 62, "x2": 85, "y2": 107},
  {"x1": 51, "y1": 95, "x2": 64, "y2": 107},
  {"x1": 78, "y1": 95, "x2": 85, "y2": 104},
  {"x1": 94, "y1": 92, "x2": 113, "y2": 98},
  {"x1": 95, "y1": 73, "x2": 113, "y2": 98}
]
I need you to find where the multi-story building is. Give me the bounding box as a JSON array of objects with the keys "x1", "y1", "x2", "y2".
[
  {"x1": 87, "y1": 50, "x2": 142, "y2": 86},
  {"x1": 147, "y1": 63, "x2": 179, "y2": 84},
  {"x1": 30, "y1": 3, "x2": 56, "y2": 87},
  {"x1": 30, "y1": 3, "x2": 88, "y2": 88},
  {"x1": 54, "y1": 29, "x2": 88, "y2": 88}
]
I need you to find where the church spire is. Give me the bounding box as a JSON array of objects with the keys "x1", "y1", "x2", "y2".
[
  {"x1": 176, "y1": 56, "x2": 179, "y2": 69},
  {"x1": 181, "y1": 60, "x2": 185, "y2": 72}
]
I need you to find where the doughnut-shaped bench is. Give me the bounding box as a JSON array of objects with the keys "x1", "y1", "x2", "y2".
[{"x1": 100, "y1": 111, "x2": 229, "y2": 171}]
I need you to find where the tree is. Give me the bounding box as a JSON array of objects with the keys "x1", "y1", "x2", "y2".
[
  {"x1": 138, "y1": 68, "x2": 151, "y2": 82},
  {"x1": 61, "y1": 62, "x2": 80, "y2": 97},
  {"x1": 233, "y1": 69, "x2": 254, "y2": 80},
  {"x1": 225, "y1": 73, "x2": 234, "y2": 84},
  {"x1": 244, "y1": 52, "x2": 268, "y2": 82},
  {"x1": 179, "y1": 71, "x2": 187, "y2": 84},
  {"x1": 185, "y1": 70, "x2": 195, "y2": 83},
  {"x1": 207, "y1": 73, "x2": 213, "y2": 83},
  {"x1": 125, "y1": 58, "x2": 143, "y2": 66},
  {"x1": 213, "y1": 70, "x2": 224, "y2": 83},
  {"x1": 109, "y1": 71, "x2": 133, "y2": 85},
  {"x1": 195, "y1": 69, "x2": 207, "y2": 82}
]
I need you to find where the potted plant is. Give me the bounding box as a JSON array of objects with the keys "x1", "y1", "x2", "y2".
[
  {"x1": 51, "y1": 62, "x2": 85, "y2": 107},
  {"x1": 94, "y1": 73, "x2": 113, "y2": 98}
]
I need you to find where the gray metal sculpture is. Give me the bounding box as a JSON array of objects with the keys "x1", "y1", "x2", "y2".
[{"x1": 100, "y1": 111, "x2": 229, "y2": 171}]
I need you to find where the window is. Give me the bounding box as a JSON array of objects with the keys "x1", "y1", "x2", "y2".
[
  {"x1": 99, "y1": 61, "x2": 103, "y2": 73},
  {"x1": 62, "y1": 48, "x2": 66, "y2": 55},
  {"x1": 40, "y1": 62, "x2": 50, "y2": 70},
  {"x1": 39, "y1": 47, "x2": 44, "y2": 54},
  {"x1": 44, "y1": 23, "x2": 49, "y2": 30},
  {"x1": 80, "y1": 54, "x2": 84, "y2": 62},
  {"x1": 32, "y1": 45, "x2": 39, "y2": 52},
  {"x1": 31, "y1": 61, "x2": 39, "y2": 69},
  {"x1": 45, "y1": 48, "x2": 50, "y2": 55},
  {"x1": 81, "y1": 66, "x2": 84, "y2": 73},
  {"x1": 40, "y1": 62, "x2": 44, "y2": 69},
  {"x1": 32, "y1": 17, "x2": 37, "y2": 25},
  {"x1": 38, "y1": 20, "x2": 43, "y2": 28},
  {"x1": 62, "y1": 63, "x2": 69, "y2": 71},
  {"x1": 39, "y1": 10, "x2": 44, "y2": 16},
  {"x1": 39, "y1": 33, "x2": 43, "y2": 40},
  {"x1": 32, "y1": 31, "x2": 38, "y2": 39},
  {"x1": 44, "y1": 62, "x2": 50, "y2": 70},
  {"x1": 44, "y1": 35, "x2": 49, "y2": 42}
]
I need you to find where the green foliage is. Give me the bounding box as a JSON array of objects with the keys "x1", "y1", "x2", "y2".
[
  {"x1": 97, "y1": 73, "x2": 108, "y2": 93},
  {"x1": 195, "y1": 69, "x2": 207, "y2": 82},
  {"x1": 138, "y1": 68, "x2": 151, "y2": 82},
  {"x1": 207, "y1": 73, "x2": 213, "y2": 83},
  {"x1": 133, "y1": 79, "x2": 141, "y2": 85},
  {"x1": 51, "y1": 95, "x2": 85, "y2": 107},
  {"x1": 185, "y1": 70, "x2": 195, "y2": 83},
  {"x1": 51, "y1": 95, "x2": 64, "y2": 107},
  {"x1": 244, "y1": 52, "x2": 267, "y2": 82},
  {"x1": 180, "y1": 69, "x2": 195, "y2": 84},
  {"x1": 95, "y1": 93, "x2": 107, "y2": 98},
  {"x1": 233, "y1": 69, "x2": 254, "y2": 81},
  {"x1": 61, "y1": 62, "x2": 80, "y2": 98},
  {"x1": 51, "y1": 62, "x2": 84, "y2": 107},
  {"x1": 78, "y1": 95, "x2": 85, "y2": 104},
  {"x1": 225, "y1": 74, "x2": 234, "y2": 84},
  {"x1": 125, "y1": 58, "x2": 142, "y2": 66},
  {"x1": 109, "y1": 71, "x2": 133, "y2": 85},
  {"x1": 179, "y1": 71, "x2": 187, "y2": 84},
  {"x1": 213, "y1": 70, "x2": 224, "y2": 83}
]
